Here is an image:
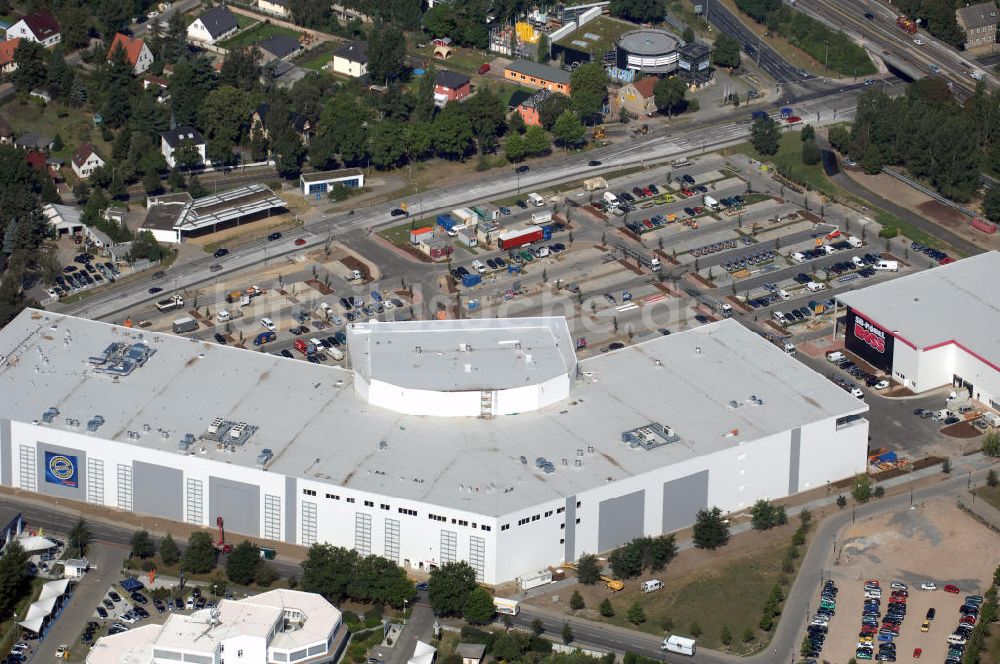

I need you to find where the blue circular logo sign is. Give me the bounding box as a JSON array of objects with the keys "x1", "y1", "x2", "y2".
[{"x1": 48, "y1": 455, "x2": 75, "y2": 481}]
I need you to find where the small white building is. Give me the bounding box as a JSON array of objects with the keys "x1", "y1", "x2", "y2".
[
  {"x1": 62, "y1": 558, "x2": 89, "y2": 579},
  {"x1": 160, "y1": 126, "x2": 206, "y2": 169},
  {"x1": 87, "y1": 589, "x2": 348, "y2": 664},
  {"x1": 6, "y1": 10, "x2": 61, "y2": 48},
  {"x1": 331, "y1": 41, "x2": 368, "y2": 78},
  {"x1": 107, "y1": 33, "x2": 154, "y2": 75},
  {"x1": 71, "y1": 143, "x2": 105, "y2": 179},
  {"x1": 300, "y1": 168, "x2": 365, "y2": 197},
  {"x1": 258, "y1": 0, "x2": 290, "y2": 18},
  {"x1": 186, "y1": 5, "x2": 239, "y2": 44}
]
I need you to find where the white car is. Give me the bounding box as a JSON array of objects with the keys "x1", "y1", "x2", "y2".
[
  {"x1": 383, "y1": 300, "x2": 395, "y2": 310},
  {"x1": 874, "y1": 380, "x2": 891, "y2": 390},
  {"x1": 260, "y1": 317, "x2": 276, "y2": 331},
  {"x1": 921, "y1": 582, "x2": 937, "y2": 591},
  {"x1": 55, "y1": 644, "x2": 69, "y2": 658},
  {"x1": 890, "y1": 582, "x2": 907, "y2": 590},
  {"x1": 147, "y1": 10, "x2": 160, "y2": 18},
  {"x1": 913, "y1": 38, "x2": 924, "y2": 45},
  {"x1": 850, "y1": 387, "x2": 864, "y2": 399}
]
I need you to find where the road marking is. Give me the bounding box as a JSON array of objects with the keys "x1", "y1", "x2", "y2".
[
  {"x1": 616, "y1": 303, "x2": 639, "y2": 312},
  {"x1": 644, "y1": 294, "x2": 666, "y2": 304}
]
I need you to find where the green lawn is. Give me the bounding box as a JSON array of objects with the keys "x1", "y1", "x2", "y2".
[
  {"x1": 221, "y1": 22, "x2": 301, "y2": 49},
  {"x1": 296, "y1": 42, "x2": 338, "y2": 72},
  {"x1": 731, "y1": 131, "x2": 839, "y2": 199},
  {"x1": 3, "y1": 99, "x2": 112, "y2": 164},
  {"x1": 379, "y1": 220, "x2": 426, "y2": 247},
  {"x1": 553, "y1": 15, "x2": 631, "y2": 59},
  {"x1": 978, "y1": 484, "x2": 1000, "y2": 512}
]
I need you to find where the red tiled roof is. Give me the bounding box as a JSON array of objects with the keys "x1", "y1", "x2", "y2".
[
  {"x1": 631, "y1": 76, "x2": 658, "y2": 100},
  {"x1": 107, "y1": 33, "x2": 146, "y2": 66},
  {"x1": 0, "y1": 38, "x2": 21, "y2": 67}
]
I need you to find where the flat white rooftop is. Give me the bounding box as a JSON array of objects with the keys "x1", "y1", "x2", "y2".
[
  {"x1": 837, "y1": 251, "x2": 1000, "y2": 358},
  {"x1": 348, "y1": 318, "x2": 577, "y2": 391},
  {"x1": 0, "y1": 311, "x2": 866, "y2": 515}
]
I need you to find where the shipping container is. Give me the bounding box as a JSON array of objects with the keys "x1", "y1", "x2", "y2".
[
  {"x1": 436, "y1": 214, "x2": 457, "y2": 231},
  {"x1": 461, "y1": 273, "x2": 482, "y2": 287},
  {"x1": 171, "y1": 317, "x2": 198, "y2": 334},
  {"x1": 498, "y1": 227, "x2": 544, "y2": 249}
]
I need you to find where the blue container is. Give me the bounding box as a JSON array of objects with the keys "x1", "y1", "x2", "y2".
[{"x1": 462, "y1": 273, "x2": 482, "y2": 287}]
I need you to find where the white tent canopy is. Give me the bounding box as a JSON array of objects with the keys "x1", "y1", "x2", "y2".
[
  {"x1": 18, "y1": 578, "x2": 72, "y2": 634},
  {"x1": 39, "y1": 579, "x2": 70, "y2": 600},
  {"x1": 409, "y1": 641, "x2": 437, "y2": 664},
  {"x1": 17, "y1": 535, "x2": 56, "y2": 553}
]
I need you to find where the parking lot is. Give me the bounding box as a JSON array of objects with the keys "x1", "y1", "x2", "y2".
[{"x1": 816, "y1": 497, "x2": 999, "y2": 663}]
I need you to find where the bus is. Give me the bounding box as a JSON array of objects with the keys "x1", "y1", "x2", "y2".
[{"x1": 493, "y1": 597, "x2": 520, "y2": 616}]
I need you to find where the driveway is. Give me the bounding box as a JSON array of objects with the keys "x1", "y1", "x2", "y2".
[
  {"x1": 373, "y1": 594, "x2": 435, "y2": 664},
  {"x1": 32, "y1": 541, "x2": 128, "y2": 661}
]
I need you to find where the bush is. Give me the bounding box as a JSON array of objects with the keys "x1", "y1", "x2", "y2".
[
  {"x1": 742, "y1": 627, "x2": 755, "y2": 643},
  {"x1": 570, "y1": 590, "x2": 585, "y2": 611},
  {"x1": 689, "y1": 622, "x2": 703, "y2": 638},
  {"x1": 851, "y1": 474, "x2": 873, "y2": 503},
  {"x1": 836, "y1": 494, "x2": 848, "y2": 508},
  {"x1": 627, "y1": 602, "x2": 646, "y2": 625},
  {"x1": 982, "y1": 431, "x2": 1000, "y2": 457},
  {"x1": 988, "y1": 469, "x2": 998, "y2": 488},
  {"x1": 600, "y1": 598, "x2": 614, "y2": 617},
  {"x1": 802, "y1": 138, "x2": 821, "y2": 165},
  {"x1": 720, "y1": 625, "x2": 733, "y2": 646},
  {"x1": 942, "y1": 458, "x2": 952, "y2": 474},
  {"x1": 878, "y1": 226, "x2": 899, "y2": 239},
  {"x1": 873, "y1": 485, "x2": 885, "y2": 499}
]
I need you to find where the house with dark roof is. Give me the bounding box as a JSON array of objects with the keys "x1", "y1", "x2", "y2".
[
  {"x1": 161, "y1": 126, "x2": 206, "y2": 168},
  {"x1": 258, "y1": 0, "x2": 290, "y2": 18},
  {"x1": 331, "y1": 41, "x2": 368, "y2": 78},
  {"x1": 0, "y1": 115, "x2": 13, "y2": 145},
  {"x1": 108, "y1": 33, "x2": 154, "y2": 75},
  {"x1": 6, "y1": 10, "x2": 60, "y2": 48},
  {"x1": 433, "y1": 70, "x2": 471, "y2": 106},
  {"x1": 516, "y1": 89, "x2": 554, "y2": 127},
  {"x1": 504, "y1": 60, "x2": 572, "y2": 94},
  {"x1": 187, "y1": 5, "x2": 239, "y2": 44},
  {"x1": 15, "y1": 132, "x2": 52, "y2": 152},
  {"x1": 71, "y1": 143, "x2": 106, "y2": 179},
  {"x1": 956, "y1": 2, "x2": 999, "y2": 48},
  {"x1": 0, "y1": 38, "x2": 20, "y2": 75},
  {"x1": 249, "y1": 103, "x2": 313, "y2": 146},
  {"x1": 255, "y1": 34, "x2": 302, "y2": 62},
  {"x1": 676, "y1": 41, "x2": 714, "y2": 86}
]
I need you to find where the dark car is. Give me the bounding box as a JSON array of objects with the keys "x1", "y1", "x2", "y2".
[
  {"x1": 131, "y1": 592, "x2": 148, "y2": 605},
  {"x1": 588, "y1": 160, "x2": 602, "y2": 166},
  {"x1": 268, "y1": 232, "x2": 282, "y2": 241},
  {"x1": 683, "y1": 174, "x2": 695, "y2": 185},
  {"x1": 280, "y1": 349, "x2": 293, "y2": 358},
  {"x1": 103, "y1": 599, "x2": 114, "y2": 609},
  {"x1": 608, "y1": 342, "x2": 625, "y2": 350},
  {"x1": 486, "y1": 258, "x2": 497, "y2": 269},
  {"x1": 684, "y1": 207, "x2": 696, "y2": 216},
  {"x1": 96, "y1": 606, "x2": 108, "y2": 618},
  {"x1": 213, "y1": 248, "x2": 229, "y2": 258},
  {"x1": 152, "y1": 271, "x2": 166, "y2": 280},
  {"x1": 390, "y1": 208, "x2": 406, "y2": 217},
  {"x1": 516, "y1": 199, "x2": 528, "y2": 209},
  {"x1": 214, "y1": 333, "x2": 227, "y2": 344},
  {"x1": 515, "y1": 165, "x2": 530, "y2": 173},
  {"x1": 694, "y1": 314, "x2": 710, "y2": 324},
  {"x1": 340, "y1": 297, "x2": 352, "y2": 310}
]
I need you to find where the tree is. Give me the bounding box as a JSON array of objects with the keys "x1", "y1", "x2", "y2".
[
  {"x1": 552, "y1": 109, "x2": 586, "y2": 147},
  {"x1": 942, "y1": 458, "x2": 952, "y2": 474},
  {"x1": 983, "y1": 186, "x2": 1000, "y2": 224},
  {"x1": 537, "y1": 34, "x2": 550, "y2": 63},
  {"x1": 988, "y1": 469, "x2": 999, "y2": 488},
  {"x1": 0, "y1": 541, "x2": 29, "y2": 619},
  {"x1": 567, "y1": 589, "x2": 586, "y2": 610},
  {"x1": 682, "y1": 27, "x2": 696, "y2": 44},
  {"x1": 12, "y1": 40, "x2": 47, "y2": 91},
  {"x1": 144, "y1": 169, "x2": 163, "y2": 195},
  {"x1": 422, "y1": 5, "x2": 456, "y2": 37},
  {"x1": 750, "y1": 499, "x2": 780, "y2": 530},
  {"x1": 626, "y1": 601, "x2": 646, "y2": 624},
  {"x1": 300, "y1": 544, "x2": 361, "y2": 602},
  {"x1": 801, "y1": 124, "x2": 816, "y2": 142},
  {"x1": 599, "y1": 598, "x2": 614, "y2": 616},
  {"x1": 538, "y1": 93, "x2": 573, "y2": 130},
  {"x1": 255, "y1": 563, "x2": 277, "y2": 587},
  {"x1": 828, "y1": 124, "x2": 851, "y2": 153},
  {"x1": 69, "y1": 518, "x2": 91, "y2": 556},
  {"x1": 873, "y1": 485, "x2": 885, "y2": 499},
  {"x1": 983, "y1": 431, "x2": 1000, "y2": 457},
  {"x1": 433, "y1": 103, "x2": 475, "y2": 160},
  {"x1": 712, "y1": 33, "x2": 742, "y2": 68},
  {"x1": 653, "y1": 77, "x2": 687, "y2": 117},
  {"x1": 219, "y1": 46, "x2": 262, "y2": 92},
  {"x1": 749, "y1": 117, "x2": 779, "y2": 156},
  {"x1": 131, "y1": 530, "x2": 156, "y2": 559},
  {"x1": 692, "y1": 507, "x2": 730, "y2": 549},
  {"x1": 269, "y1": 103, "x2": 308, "y2": 178},
  {"x1": 576, "y1": 553, "x2": 601, "y2": 585},
  {"x1": 851, "y1": 474, "x2": 873, "y2": 503},
  {"x1": 226, "y1": 540, "x2": 262, "y2": 585},
  {"x1": 368, "y1": 24, "x2": 406, "y2": 84},
  {"x1": 720, "y1": 625, "x2": 733, "y2": 646},
  {"x1": 523, "y1": 125, "x2": 550, "y2": 156},
  {"x1": 570, "y1": 62, "x2": 609, "y2": 120},
  {"x1": 159, "y1": 533, "x2": 180, "y2": 565},
  {"x1": 463, "y1": 86, "x2": 507, "y2": 154},
  {"x1": 610, "y1": 0, "x2": 667, "y2": 23},
  {"x1": 428, "y1": 561, "x2": 478, "y2": 616},
  {"x1": 181, "y1": 531, "x2": 218, "y2": 574},
  {"x1": 836, "y1": 494, "x2": 848, "y2": 508},
  {"x1": 463, "y1": 586, "x2": 496, "y2": 624},
  {"x1": 532, "y1": 618, "x2": 544, "y2": 636},
  {"x1": 802, "y1": 138, "x2": 821, "y2": 165},
  {"x1": 509, "y1": 110, "x2": 527, "y2": 135},
  {"x1": 561, "y1": 622, "x2": 574, "y2": 644}
]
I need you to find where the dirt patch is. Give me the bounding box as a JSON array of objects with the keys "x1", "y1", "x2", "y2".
[
  {"x1": 941, "y1": 421, "x2": 983, "y2": 439},
  {"x1": 687, "y1": 272, "x2": 713, "y2": 289},
  {"x1": 822, "y1": 498, "x2": 1000, "y2": 664},
  {"x1": 305, "y1": 279, "x2": 334, "y2": 295},
  {"x1": 916, "y1": 199, "x2": 968, "y2": 229}
]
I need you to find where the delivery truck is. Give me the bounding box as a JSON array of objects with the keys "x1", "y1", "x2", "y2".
[
  {"x1": 603, "y1": 191, "x2": 619, "y2": 208},
  {"x1": 497, "y1": 226, "x2": 549, "y2": 250},
  {"x1": 662, "y1": 635, "x2": 696, "y2": 656},
  {"x1": 703, "y1": 194, "x2": 720, "y2": 211},
  {"x1": 531, "y1": 211, "x2": 553, "y2": 225},
  {"x1": 584, "y1": 177, "x2": 607, "y2": 191},
  {"x1": 527, "y1": 192, "x2": 545, "y2": 207},
  {"x1": 172, "y1": 317, "x2": 198, "y2": 334}
]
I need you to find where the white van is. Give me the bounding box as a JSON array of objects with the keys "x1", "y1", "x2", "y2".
[
  {"x1": 826, "y1": 351, "x2": 845, "y2": 363},
  {"x1": 772, "y1": 311, "x2": 787, "y2": 324},
  {"x1": 641, "y1": 580, "x2": 663, "y2": 593},
  {"x1": 790, "y1": 252, "x2": 806, "y2": 263},
  {"x1": 261, "y1": 317, "x2": 276, "y2": 331},
  {"x1": 806, "y1": 281, "x2": 827, "y2": 292},
  {"x1": 327, "y1": 346, "x2": 344, "y2": 361},
  {"x1": 603, "y1": 191, "x2": 619, "y2": 207},
  {"x1": 527, "y1": 192, "x2": 545, "y2": 207},
  {"x1": 783, "y1": 342, "x2": 796, "y2": 355},
  {"x1": 847, "y1": 236, "x2": 863, "y2": 248},
  {"x1": 310, "y1": 337, "x2": 327, "y2": 350},
  {"x1": 820, "y1": 245, "x2": 835, "y2": 256},
  {"x1": 875, "y1": 260, "x2": 898, "y2": 272},
  {"x1": 216, "y1": 310, "x2": 231, "y2": 323},
  {"x1": 851, "y1": 387, "x2": 865, "y2": 399},
  {"x1": 983, "y1": 412, "x2": 1000, "y2": 428},
  {"x1": 671, "y1": 157, "x2": 689, "y2": 167},
  {"x1": 852, "y1": 256, "x2": 865, "y2": 268},
  {"x1": 778, "y1": 289, "x2": 791, "y2": 301},
  {"x1": 472, "y1": 260, "x2": 487, "y2": 274},
  {"x1": 535, "y1": 246, "x2": 550, "y2": 258},
  {"x1": 320, "y1": 302, "x2": 333, "y2": 316}
]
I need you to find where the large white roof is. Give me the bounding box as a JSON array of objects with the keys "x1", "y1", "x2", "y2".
[
  {"x1": 0, "y1": 310, "x2": 866, "y2": 516},
  {"x1": 837, "y1": 251, "x2": 1000, "y2": 359}
]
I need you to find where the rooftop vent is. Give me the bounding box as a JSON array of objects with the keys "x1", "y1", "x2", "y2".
[
  {"x1": 257, "y1": 448, "x2": 274, "y2": 465},
  {"x1": 88, "y1": 341, "x2": 155, "y2": 377},
  {"x1": 86, "y1": 415, "x2": 106, "y2": 433},
  {"x1": 621, "y1": 422, "x2": 680, "y2": 450},
  {"x1": 41, "y1": 407, "x2": 59, "y2": 424},
  {"x1": 534, "y1": 457, "x2": 555, "y2": 474},
  {"x1": 201, "y1": 418, "x2": 257, "y2": 446},
  {"x1": 178, "y1": 433, "x2": 195, "y2": 453}
]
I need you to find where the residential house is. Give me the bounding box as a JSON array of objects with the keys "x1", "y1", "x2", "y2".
[
  {"x1": 331, "y1": 41, "x2": 367, "y2": 78},
  {"x1": 956, "y1": 2, "x2": 999, "y2": 48},
  {"x1": 71, "y1": 143, "x2": 106, "y2": 179},
  {"x1": 142, "y1": 75, "x2": 170, "y2": 103},
  {"x1": 255, "y1": 34, "x2": 302, "y2": 62},
  {"x1": 433, "y1": 70, "x2": 471, "y2": 106},
  {"x1": 456, "y1": 643, "x2": 486, "y2": 664},
  {"x1": 618, "y1": 76, "x2": 658, "y2": 116},
  {"x1": 186, "y1": 5, "x2": 239, "y2": 44},
  {"x1": 15, "y1": 132, "x2": 52, "y2": 152},
  {"x1": 6, "y1": 10, "x2": 61, "y2": 48},
  {"x1": 0, "y1": 114, "x2": 14, "y2": 145},
  {"x1": 504, "y1": 60, "x2": 572, "y2": 94},
  {"x1": 433, "y1": 36, "x2": 454, "y2": 59},
  {"x1": 107, "y1": 33, "x2": 154, "y2": 75},
  {"x1": 517, "y1": 88, "x2": 553, "y2": 126},
  {"x1": 0, "y1": 38, "x2": 21, "y2": 75},
  {"x1": 161, "y1": 126, "x2": 206, "y2": 168},
  {"x1": 249, "y1": 102, "x2": 313, "y2": 146},
  {"x1": 258, "y1": 0, "x2": 290, "y2": 17}
]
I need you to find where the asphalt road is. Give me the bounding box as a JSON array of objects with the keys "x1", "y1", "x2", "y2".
[{"x1": 705, "y1": 0, "x2": 811, "y2": 85}]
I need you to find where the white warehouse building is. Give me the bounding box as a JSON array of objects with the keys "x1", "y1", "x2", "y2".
[
  {"x1": 0, "y1": 311, "x2": 868, "y2": 585},
  {"x1": 837, "y1": 251, "x2": 1000, "y2": 408}
]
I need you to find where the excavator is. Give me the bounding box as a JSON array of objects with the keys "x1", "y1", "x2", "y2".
[{"x1": 561, "y1": 562, "x2": 624, "y2": 592}]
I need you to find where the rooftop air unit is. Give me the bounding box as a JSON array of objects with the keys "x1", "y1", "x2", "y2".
[
  {"x1": 86, "y1": 415, "x2": 106, "y2": 432},
  {"x1": 41, "y1": 407, "x2": 59, "y2": 424}
]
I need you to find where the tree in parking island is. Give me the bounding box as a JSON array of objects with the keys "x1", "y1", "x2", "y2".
[
  {"x1": 692, "y1": 507, "x2": 730, "y2": 549},
  {"x1": 182, "y1": 531, "x2": 218, "y2": 574}
]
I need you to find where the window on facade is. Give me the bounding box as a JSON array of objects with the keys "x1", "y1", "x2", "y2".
[
  {"x1": 544, "y1": 510, "x2": 553, "y2": 517},
  {"x1": 326, "y1": 493, "x2": 339, "y2": 500},
  {"x1": 380, "y1": 504, "x2": 390, "y2": 510},
  {"x1": 303, "y1": 489, "x2": 316, "y2": 496},
  {"x1": 347, "y1": 497, "x2": 355, "y2": 503},
  {"x1": 557, "y1": 507, "x2": 565, "y2": 514},
  {"x1": 501, "y1": 524, "x2": 510, "y2": 531},
  {"x1": 364, "y1": 500, "x2": 374, "y2": 507}
]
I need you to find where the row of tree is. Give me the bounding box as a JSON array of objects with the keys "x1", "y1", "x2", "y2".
[{"x1": 300, "y1": 543, "x2": 414, "y2": 608}]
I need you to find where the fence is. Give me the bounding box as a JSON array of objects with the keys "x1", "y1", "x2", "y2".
[{"x1": 881, "y1": 167, "x2": 977, "y2": 219}]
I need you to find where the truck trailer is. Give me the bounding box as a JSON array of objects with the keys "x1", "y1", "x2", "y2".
[
  {"x1": 498, "y1": 227, "x2": 545, "y2": 250},
  {"x1": 171, "y1": 317, "x2": 198, "y2": 334},
  {"x1": 583, "y1": 177, "x2": 607, "y2": 191},
  {"x1": 662, "y1": 635, "x2": 696, "y2": 656},
  {"x1": 155, "y1": 295, "x2": 184, "y2": 312}
]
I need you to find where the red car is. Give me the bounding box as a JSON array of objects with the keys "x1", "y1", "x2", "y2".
[
  {"x1": 961, "y1": 615, "x2": 976, "y2": 625},
  {"x1": 642, "y1": 219, "x2": 653, "y2": 228},
  {"x1": 681, "y1": 188, "x2": 694, "y2": 197},
  {"x1": 477, "y1": 63, "x2": 490, "y2": 75},
  {"x1": 294, "y1": 238, "x2": 307, "y2": 246},
  {"x1": 944, "y1": 584, "x2": 960, "y2": 593},
  {"x1": 913, "y1": 648, "x2": 922, "y2": 658},
  {"x1": 693, "y1": 206, "x2": 704, "y2": 214},
  {"x1": 786, "y1": 115, "x2": 802, "y2": 123},
  {"x1": 939, "y1": 257, "x2": 956, "y2": 265}
]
